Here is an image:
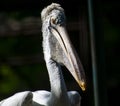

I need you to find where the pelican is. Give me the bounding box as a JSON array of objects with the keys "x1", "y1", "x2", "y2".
[
  {"x1": 32, "y1": 3, "x2": 86, "y2": 106},
  {"x1": 0, "y1": 3, "x2": 86, "y2": 106}
]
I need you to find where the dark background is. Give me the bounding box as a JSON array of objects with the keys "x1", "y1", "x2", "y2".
[{"x1": 0, "y1": 0, "x2": 120, "y2": 106}]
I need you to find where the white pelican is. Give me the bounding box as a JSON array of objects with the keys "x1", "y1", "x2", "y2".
[{"x1": 0, "y1": 3, "x2": 86, "y2": 106}]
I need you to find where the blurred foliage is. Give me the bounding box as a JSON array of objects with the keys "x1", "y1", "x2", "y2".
[
  {"x1": 6, "y1": 10, "x2": 40, "y2": 20},
  {"x1": 0, "y1": 36, "x2": 42, "y2": 57},
  {"x1": 104, "y1": 18, "x2": 120, "y2": 79},
  {"x1": 0, "y1": 11, "x2": 46, "y2": 100},
  {"x1": 0, "y1": 65, "x2": 21, "y2": 94},
  {"x1": 104, "y1": 18, "x2": 120, "y2": 46}
]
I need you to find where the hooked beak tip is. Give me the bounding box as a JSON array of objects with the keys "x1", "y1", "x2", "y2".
[{"x1": 79, "y1": 81, "x2": 86, "y2": 91}]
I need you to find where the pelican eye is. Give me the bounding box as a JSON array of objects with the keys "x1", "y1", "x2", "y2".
[
  {"x1": 50, "y1": 16, "x2": 63, "y2": 26},
  {"x1": 51, "y1": 17, "x2": 57, "y2": 25}
]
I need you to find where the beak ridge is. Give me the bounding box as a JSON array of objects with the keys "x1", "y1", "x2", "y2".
[{"x1": 50, "y1": 25, "x2": 86, "y2": 91}]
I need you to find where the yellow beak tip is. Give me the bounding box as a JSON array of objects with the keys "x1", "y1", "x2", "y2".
[
  {"x1": 81, "y1": 86, "x2": 86, "y2": 91},
  {"x1": 79, "y1": 81, "x2": 86, "y2": 91}
]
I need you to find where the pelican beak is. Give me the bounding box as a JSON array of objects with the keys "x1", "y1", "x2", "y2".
[{"x1": 50, "y1": 24, "x2": 86, "y2": 91}]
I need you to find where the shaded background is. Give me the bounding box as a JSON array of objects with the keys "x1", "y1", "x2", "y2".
[{"x1": 0, "y1": 0, "x2": 120, "y2": 106}]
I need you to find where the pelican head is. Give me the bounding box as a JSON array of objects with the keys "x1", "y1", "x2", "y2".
[{"x1": 41, "y1": 3, "x2": 86, "y2": 91}]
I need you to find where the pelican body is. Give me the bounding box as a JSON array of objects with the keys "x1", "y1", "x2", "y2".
[{"x1": 0, "y1": 3, "x2": 86, "y2": 106}]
